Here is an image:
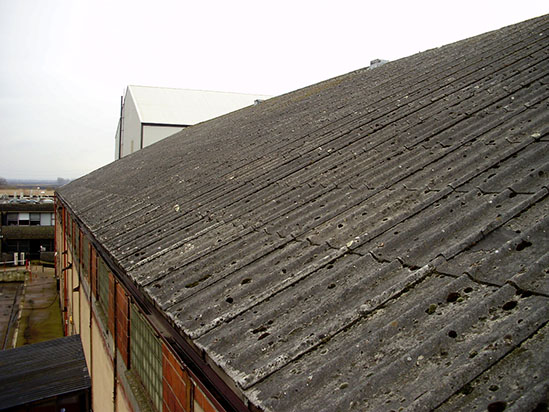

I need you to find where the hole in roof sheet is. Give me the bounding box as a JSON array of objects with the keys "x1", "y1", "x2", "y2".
[
  {"x1": 448, "y1": 330, "x2": 457, "y2": 338},
  {"x1": 446, "y1": 292, "x2": 460, "y2": 303},
  {"x1": 502, "y1": 301, "x2": 517, "y2": 311},
  {"x1": 241, "y1": 278, "x2": 251, "y2": 285},
  {"x1": 460, "y1": 383, "x2": 473, "y2": 395},
  {"x1": 226, "y1": 297, "x2": 234, "y2": 304},
  {"x1": 516, "y1": 240, "x2": 532, "y2": 251},
  {"x1": 518, "y1": 290, "x2": 532, "y2": 298},
  {"x1": 532, "y1": 402, "x2": 548, "y2": 412},
  {"x1": 487, "y1": 401, "x2": 507, "y2": 412},
  {"x1": 258, "y1": 332, "x2": 270, "y2": 340}
]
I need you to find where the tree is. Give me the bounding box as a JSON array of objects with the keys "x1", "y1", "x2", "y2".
[
  {"x1": 0, "y1": 176, "x2": 8, "y2": 188},
  {"x1": 56, "y1": 177, "x2": 69, "y2": 186}
]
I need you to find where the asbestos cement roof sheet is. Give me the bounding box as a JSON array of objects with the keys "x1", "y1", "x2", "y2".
[
  {"x1": 58, "y1": 14, "x2": 549, "y2": 412},
  {"x1": 0, "y1": 335, "x2": 91, "y2": 409},
  {"x1": 128, "y1": 85, "x2": 271, "y2": 126}
]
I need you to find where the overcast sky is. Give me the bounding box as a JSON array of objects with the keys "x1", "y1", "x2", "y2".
[{"x1": 0, "y1": 0, "x2": 547, "y2": 180}]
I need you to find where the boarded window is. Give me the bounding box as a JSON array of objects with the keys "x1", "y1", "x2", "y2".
[
  {"x1": 116, "y1": 284, "x2": 130, "y2": 367},
  {"x1": 130, "y1": 305, "x2": 162, "y2": 411}
]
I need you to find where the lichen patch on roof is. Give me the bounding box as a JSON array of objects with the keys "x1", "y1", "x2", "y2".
[{"x1": 58, "y1": 14, "x2": 549, "y2": 412}]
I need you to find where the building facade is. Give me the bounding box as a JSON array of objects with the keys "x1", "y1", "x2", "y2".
[
  {"x1": 56, "y1": 201, "x2": 239, "y2": 412},
  {"x1": 115, "y1": 86, "x2": 270, "y2": 159},
  {"x1": 0, "y1": 200, "x2": 55, "y2": 263}
]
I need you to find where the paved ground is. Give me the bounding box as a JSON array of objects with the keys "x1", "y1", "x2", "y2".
[
  {"x1": 15, "y1": 265, "x2": 63, "y2": 347},
  {"x1": 0, "y1": 265, "x2": 63, "y2": 349},
  {"x1": 0, "y1": 281, "x2": 23, "y2": 349}
]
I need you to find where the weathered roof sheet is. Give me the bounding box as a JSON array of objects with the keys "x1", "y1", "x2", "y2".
[
  {"x1": 58, "y1": 15, "x2": 549, "y2": 412},
  {"x1": 0, "y1": 335, "x2": 91, "y2": 409}
]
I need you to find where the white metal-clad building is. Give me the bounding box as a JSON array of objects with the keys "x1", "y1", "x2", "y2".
[{"x1": 115, "y1": 85, "x2": 271, "y2": 159}]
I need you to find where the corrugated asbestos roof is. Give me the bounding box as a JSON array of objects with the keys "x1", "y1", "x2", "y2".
[
  {"x1": 58, "y1": 15, "x2": 549, "y2": 412},
  {"x1": 0, "y1": 335, "x2": 90, "y2": 409}
]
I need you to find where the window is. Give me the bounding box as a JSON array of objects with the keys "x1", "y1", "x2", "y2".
[
  {"x1": 130, "y1": 305, "x2": 162, "y2": 411},
  {"x1": 97, "y1": 257, "x2": 110, "y2": 319},
  {"x1": 40, "y1": 212, "x2": 52, "y2": 226},
  {"x1": 30, "y1": 213, "x2": 40, "y2": 226},
  {"x1": 66, "y1": 215, "x2": 72, "y2": 245},
  {"x1": 40, "y1": 240, "x2": 54, "y2": 252},
  {"x1": 82, "y1": 236, "x2": 90, "y2": 279},
  {"x1": 6, "y1": 213, "x2": 17, "y2": 225},
  {"x1": 73, "y1": 229, "x2": 81, "y2": 269},
  {"x1": 4, "y1": 212, "x2": 53, "y2": 226},
  {"x1": 6, "y1": 240, "x2": 30, "y2": 253},
  {"x1": 18, "y1": 213, "x2": 30, "y2": 226}
]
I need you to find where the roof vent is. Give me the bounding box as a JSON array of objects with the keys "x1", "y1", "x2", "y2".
[{"x1": 369, "y1": 59, "x2": 389, "y2": 69}]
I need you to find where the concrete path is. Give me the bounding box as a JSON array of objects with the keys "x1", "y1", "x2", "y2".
[{"x1": 10, "y1": 265, "x2": 63, "y2": 347}]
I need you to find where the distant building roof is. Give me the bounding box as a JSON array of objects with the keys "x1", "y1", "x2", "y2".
[
  {"x1": 0, "y1": 335, "x2": 91, "y2": 410},
  {"x1": 128, "y1": 85, "x2": 272, "y2": 126},
  {"x1": 58, "y1": 14, "x2": 549, "y2": 412}
]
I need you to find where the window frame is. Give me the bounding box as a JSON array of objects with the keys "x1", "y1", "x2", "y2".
[{"x1": 130, "y1": 305, "x2": 162, "y2": 412}]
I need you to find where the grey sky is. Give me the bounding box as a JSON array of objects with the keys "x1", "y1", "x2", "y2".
[{"x1": 0, "y1": 0, "x2": 546, "y2": 180}]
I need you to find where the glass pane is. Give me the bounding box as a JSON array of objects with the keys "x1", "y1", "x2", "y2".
[
  {"x1": 130, "y1": 305, "x2": 162, "y2": 411},
  {"x1": 40, "y1": 213, "x2": 51, "y2": 226}
]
